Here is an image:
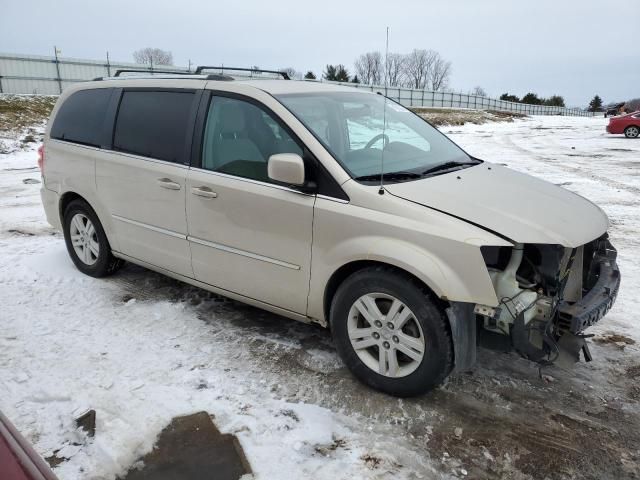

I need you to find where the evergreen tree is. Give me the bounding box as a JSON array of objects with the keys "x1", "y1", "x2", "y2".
[
  {"x1": 304, "y1": 71, "x2": 316, "y2": 80},
  {"x1": 588, "y1": 95, "x2": 603, "y2": 112},
  {"x1": 544, "y1": 95, "x2": 566, "y2": 107},
  {"x1": 351, "y1": 75, "x2": 360, "y2": 84},
  {"x1": 335, "y1": 64, "x2": 350, "y2": 82},
  {"x1": 521, "y1": 92, "x2": 542, "y2": 105},
  {"x1": 323, "y1": 65, "x2": 338, "y2": 81},
  {"x1": 500, "y1": 93, "x2": 520, "y2": 102}
]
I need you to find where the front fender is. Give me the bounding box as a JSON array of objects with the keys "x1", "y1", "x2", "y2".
[
  {"x1": 307, "y1": 234, "x2": 501, "y2": 323},
  {"x1": 307, "y1": 195, "x2": 511, "y2": 324}
]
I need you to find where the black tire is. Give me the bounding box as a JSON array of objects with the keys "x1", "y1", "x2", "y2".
[
  {"x1": 624, "y1": 126, "x2": 639, "y2": 138},
  {"x1": 62, "y1": 199, "x2": 124, "y2": 277},
  {"x1": 330, "y1": 266, "x2": 453, "y2": 397}
]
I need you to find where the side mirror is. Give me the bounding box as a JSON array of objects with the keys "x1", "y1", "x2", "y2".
[{"x1": 267, "y1": 153, "x2": 305, "y2": 186}]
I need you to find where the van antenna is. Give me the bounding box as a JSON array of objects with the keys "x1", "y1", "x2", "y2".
[{"x1": 379, "y1": 27, "x2": 390, "y2": 195}]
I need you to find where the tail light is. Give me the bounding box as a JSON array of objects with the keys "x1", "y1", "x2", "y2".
[{"x1": 37, "y1": 144, "x2": 44, "y2": 174}]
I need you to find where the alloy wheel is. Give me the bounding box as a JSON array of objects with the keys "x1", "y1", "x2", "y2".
[
  {"x1": 69, "y1": 213, "x2": 99, "y2": 265},
  {"x1": 347, "y1": 293, "x2": 425, "y2": 378}
]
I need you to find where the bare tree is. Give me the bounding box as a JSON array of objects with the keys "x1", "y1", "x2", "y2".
[
  {"x1": 430, "y1": 54, "x2": 451, "y2": 91},
  {"x1": 354, "y1": 52, "x2": 383, "y2": 85},
  {"x1": 403, "y1": 49, "x2": 436, "y2": 89},
  {"x1": 472, "y1": 86, "x2": 487, "y2": 97},
  {"x1": 625, "y1": 97, "x2": 640, "y2": 111},
  {"x1": 280, "y1": 67, "x2": 300, "y2": 79},
  {"x1": 133, "y1": 48, "x2": 173, "y2": 66},
  {"x1": 385, "y1": 53, "x2": 406, "y2": 87}
]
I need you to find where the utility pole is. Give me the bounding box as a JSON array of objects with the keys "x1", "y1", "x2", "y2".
[
  {"x1": 53, "y1": 46, "x2": 62, "y2": 94},
  {"x1": 106, "y1": 51, "x2": 111, "y2": 77}
]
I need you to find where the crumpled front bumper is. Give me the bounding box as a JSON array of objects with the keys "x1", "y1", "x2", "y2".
[{"x1": 557, "y1": 238, "x2": 620, "y2": 334}]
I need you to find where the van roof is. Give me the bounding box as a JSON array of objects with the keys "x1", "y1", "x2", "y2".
[{"x1": 84, "y1": 75, "x2": 364, "y2": 96}]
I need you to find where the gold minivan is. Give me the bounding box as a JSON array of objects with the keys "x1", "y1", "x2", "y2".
[{"x1": 40, "y1": 69, "x2": 620, "y2": 396}]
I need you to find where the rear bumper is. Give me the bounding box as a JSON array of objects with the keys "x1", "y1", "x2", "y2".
[{"x1": 558, "y1": 239, "x2": 620, "y2": 334}]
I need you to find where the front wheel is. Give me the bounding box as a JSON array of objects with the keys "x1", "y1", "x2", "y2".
[
  {"x1": 330, "y1": 267, "x2": 453, "y2": 397},
  {"x1": 624, "y1": 126, "x2": 639, "y2": 138},
  {"x1": 63, "y1": 199, "x2": 123, "y2": 277}
]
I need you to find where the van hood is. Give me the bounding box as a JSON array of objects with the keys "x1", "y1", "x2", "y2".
[{"x1": 385, "y1": 163, "x2": 608, "y2": 247}]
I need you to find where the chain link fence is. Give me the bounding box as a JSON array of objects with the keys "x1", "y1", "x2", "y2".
[
  {"x1": 0, "y1": 52, "x2": 592, "y2": 117},
  {"x1": 320, "y1": 81, "x2": 592, "y2": 117}
]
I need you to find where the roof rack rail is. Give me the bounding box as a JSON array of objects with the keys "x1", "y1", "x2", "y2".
[
  {"x1": 195, "y1": 66, "x2": 290, "y2": 80},
  {"x1": 113, "y1": 69, "x2": 192, "y2": 77},
  {"x1": 92, "y1": 72, "x2": 234, "y2": 82}
]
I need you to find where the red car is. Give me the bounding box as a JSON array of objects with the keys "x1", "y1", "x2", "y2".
[
  {"x1": 606, "y1": 111, "x2": 640, "y2": 138},
  {"x1": 0, "y1": 411, "x2": 58, "y2": 480}
]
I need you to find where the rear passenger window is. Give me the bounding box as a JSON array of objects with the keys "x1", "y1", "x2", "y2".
[
  {"x1": 201, "y1": 96, "x2": 303, "y2": 182},
  {"x1": 50, "y1": 88, "x2": 112, "y2": 147},
  {"x1": 113, "y1": 90, "x2": 195, "y2": 163}
]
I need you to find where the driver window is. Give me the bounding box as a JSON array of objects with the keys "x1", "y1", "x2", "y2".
[{"x1": 201, "y1": 96, "x2": 303, "y2": 183}]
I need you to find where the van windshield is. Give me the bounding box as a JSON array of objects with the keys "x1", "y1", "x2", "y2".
[{"x1": 276, "y1": 91, "x2": 477, "y2": 183}]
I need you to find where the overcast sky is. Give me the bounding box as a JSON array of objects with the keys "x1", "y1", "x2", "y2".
[{"x1": 1, "y1": 0, "x2": 637, "y2": 107}]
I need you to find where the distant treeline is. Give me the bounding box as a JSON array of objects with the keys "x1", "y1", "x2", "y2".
[
  {"x1": 499, "y1": 92, "x2": 565, "y2": 107},
  {"x1": 284, "y1": 49, "x2": 453, "y2": 92}
]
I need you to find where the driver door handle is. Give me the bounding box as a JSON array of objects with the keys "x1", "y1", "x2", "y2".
[{"x1": 191, "y1": 186, "x2": 218, "y2": 199}]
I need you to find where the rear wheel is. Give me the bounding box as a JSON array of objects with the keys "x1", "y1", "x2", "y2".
[
  {"x1": 63, "y1": 199, "x2": 123, "y2": 277},
  {"x1": 624, "y1": 126, "x2": 639, "y2": 138},
  {"x1": 330, "y1": 266, "x2": 453, "y2": 397}
]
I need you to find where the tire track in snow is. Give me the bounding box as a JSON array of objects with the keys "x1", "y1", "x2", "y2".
[{"x1": 498, "y1": 126, "x2": 640, "y2": 197}]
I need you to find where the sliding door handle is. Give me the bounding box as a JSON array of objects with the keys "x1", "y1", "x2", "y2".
[
  {"x1": 191, "y1": 186, "x2": 218, "y2": 199},
  {"x1": 157, "y1": 178, "x2": 181, "y2": 190}
]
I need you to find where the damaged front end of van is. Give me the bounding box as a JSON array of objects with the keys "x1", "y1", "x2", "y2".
[
  {"x1": 385, "y1": 162, "x2": 621, "y2": 370},
  {"x1": 477, "y1": 235, "x2": 620, "y2": 368}
]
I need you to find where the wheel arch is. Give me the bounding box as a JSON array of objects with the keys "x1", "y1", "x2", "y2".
[
  {"x1": 322, "y1": 259, "x2": 478, "y2": 374},
  {"x1": 624, "y1": 124, "x2": 640, "y2": 136},
  {"x1": 58, "y1": 190, "x2": 119, "y2": 251},
  {"x1": 59, "y1": 191, "x2": 84, "y2": 220},
  {"x1": 323, "y1": 259, "x2": 449, "y2": 328}
]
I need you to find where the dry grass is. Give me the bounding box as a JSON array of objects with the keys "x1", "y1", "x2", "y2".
[
  {"x1": 0, "y1": 94, "x2": 57, "y2": 133},
  {"x1": 410, "y1": 107, "x2": 526, "y2": 126},
  {"x1": 0, "y1": 95, "x2": 57, "y2": 154}
]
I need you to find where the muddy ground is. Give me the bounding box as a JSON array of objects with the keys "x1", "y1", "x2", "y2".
[{"x1": 112, "y1": 263, "x2": 640, "y2": 480}]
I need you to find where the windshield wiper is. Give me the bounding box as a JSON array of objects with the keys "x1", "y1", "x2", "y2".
[
  {"x1": 422, "y1": 160, "x2": 480, "y2": 177},
  {"x1": 355, "y1": 171, "x2": 423, "y2": 182}
]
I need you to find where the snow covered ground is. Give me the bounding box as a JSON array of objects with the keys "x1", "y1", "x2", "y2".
[{"x1": 1, "y1": 114, "x2": 639, "y2": 480}]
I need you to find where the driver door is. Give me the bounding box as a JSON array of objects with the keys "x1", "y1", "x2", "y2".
[{"x1": 186, "y1": 94, "x2": 315, "y2": 314}]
